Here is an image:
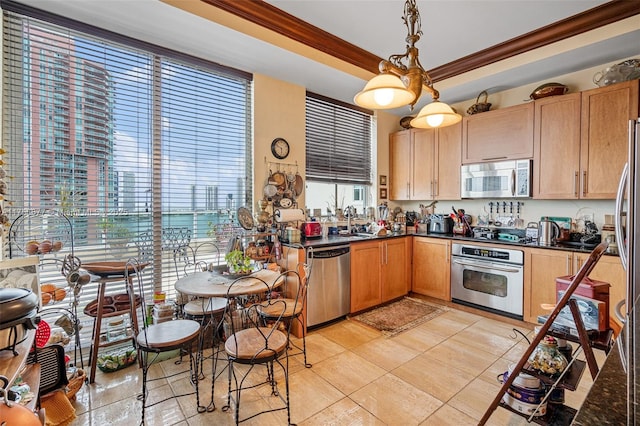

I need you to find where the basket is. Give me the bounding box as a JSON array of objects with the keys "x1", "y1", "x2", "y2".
[
  {"x1": 65, "y1": 368, "x2": 86, "y2": 401},
  {"x1": 467, "y1": 90, "x2": 491, "y2": 115}
]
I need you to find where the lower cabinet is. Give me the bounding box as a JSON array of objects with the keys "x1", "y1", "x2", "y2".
[
  {"x1": 412, "y1": 237, "x2": 451, "y2": 300},
  {"x1": 350, "y1": 237, "x2": 411, "y2": 313},
  {"x1": 524, "y1": 248, "x2": 624, "y2": 324},
  {"x1": 574, "y1": 252, "x2": 626, "y2": 327}
]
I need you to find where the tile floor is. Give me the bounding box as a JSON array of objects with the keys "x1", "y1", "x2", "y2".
[{"x1": 68, "y1": 300, "x2": 606, "y2": 425}]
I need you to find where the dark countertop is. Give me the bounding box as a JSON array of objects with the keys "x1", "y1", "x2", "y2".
[
  {"x1": 572, "y1": 340, "x2": 626, "y2": 425},
  {"x1": 287, "y1": 232, "x2": 618, "y2": 257}
]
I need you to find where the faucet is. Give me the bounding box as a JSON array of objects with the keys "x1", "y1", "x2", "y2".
[{"x1": 346, "y1": 205, "x2": 354, "y2": 233}]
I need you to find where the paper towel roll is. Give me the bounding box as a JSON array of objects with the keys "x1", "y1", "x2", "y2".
[{"x1": 274, "y1": 208, "x2": 305, "y2": 223}]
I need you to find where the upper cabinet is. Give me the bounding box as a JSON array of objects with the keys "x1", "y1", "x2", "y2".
[
  {"x1": 389, "y1": 123, "x2": 461, "y2": 201},
  {"x1": 462, "y1": 103, "x2": 534, "y2": 164},
  {"x1": 534, "y1": 80, "x2": 639, "y2": 199},
  {"x1": 580, "y1": 80, "x2": 638, "y2": 199},
  {"x1": 533, "y1": 93, "x2": 582, "y2": 199}
]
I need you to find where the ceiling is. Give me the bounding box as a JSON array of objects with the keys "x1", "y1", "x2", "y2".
[{"x1": 13, "y1": 0, "x2": 640, "y2": 117}]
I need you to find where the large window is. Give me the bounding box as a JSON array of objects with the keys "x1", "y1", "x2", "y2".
[
  {"x1": 305, "y1": 92, "x2": 373, "y2": 218},
  {"x1": 2, "y1": 4, "x2": 252, "y2": 347}
]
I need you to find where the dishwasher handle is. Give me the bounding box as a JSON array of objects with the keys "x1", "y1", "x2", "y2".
[{"x1": 309, "y1": 246, "x2": 350, "y2": 259}]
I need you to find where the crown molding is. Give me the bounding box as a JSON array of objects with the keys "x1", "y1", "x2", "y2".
[{"x1": 201, "y1": 0, "x2": 640, "y2": 82}]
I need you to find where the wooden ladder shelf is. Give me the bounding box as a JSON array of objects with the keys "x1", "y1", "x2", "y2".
[{"x1": 479, "y1": 241, "x2": 611, "y2": 425}]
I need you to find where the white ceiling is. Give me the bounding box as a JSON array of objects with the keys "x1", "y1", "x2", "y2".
[{"x1": 14, "y1": 0, "x2": 640, "y2": 116}]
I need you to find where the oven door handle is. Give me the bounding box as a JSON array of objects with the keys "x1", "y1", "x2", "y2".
[{"x1": 452, "y1": 258, "x2": 521, "y2": 273}]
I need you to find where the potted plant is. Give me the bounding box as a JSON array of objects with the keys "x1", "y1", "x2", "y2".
[{"x1": 224, "y1": 250, "x2": 253, "y2": 275}]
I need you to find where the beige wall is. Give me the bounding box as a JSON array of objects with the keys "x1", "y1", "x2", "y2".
[{"x1": 253, "y1": 74, "x2": 306, "y2": 215}]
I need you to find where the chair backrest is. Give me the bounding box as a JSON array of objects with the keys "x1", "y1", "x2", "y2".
[
  {"x1": 174, "y1": 241, "x2": 221, "y2": 277},
  {"x1": 125, "y1": 257, "x2": 150, "y2": 341},
  {"x1": 224, "y1": 276, "x2": 288, "y2": 362}
]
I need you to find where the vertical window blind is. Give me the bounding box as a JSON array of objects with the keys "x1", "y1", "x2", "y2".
[
  {"x1": 305, "y1": 92, "x2": 372, "y2": 185},
  {"x1": 1, "y1": 3, "x2": 252, "y2": 349}
]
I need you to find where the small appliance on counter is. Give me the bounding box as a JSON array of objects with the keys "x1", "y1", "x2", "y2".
[
  {"x1": 428, "y1": 214, "x2": 452, "y2": 234},
  {"x1": 302, "y1": 221, "x2": 323, "y2": 239},
  {"x1": 473, "y1": 227, "x2": 498, "y2": 240}
]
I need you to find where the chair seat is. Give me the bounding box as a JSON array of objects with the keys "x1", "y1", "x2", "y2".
[
  {"x1": 137, "y1": 319, "x2": 200, "y2": 349},
  {"x1": 183, "y1": 297, "x2": 227, "y2": 316},
  {"x1": 257, "y1": 298, "x2": 302, "y2": 319},
  {"x1": 224, "y1": 327, "x2": 288, "y2": 360}
]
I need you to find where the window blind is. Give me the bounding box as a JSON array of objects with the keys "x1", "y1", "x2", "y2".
[
  {"x1": 2, "y1": 5, "x2": 252, "y2": 349},
  {"x1": 305, "y1": 92, "x2": 373, "y2": 185}
]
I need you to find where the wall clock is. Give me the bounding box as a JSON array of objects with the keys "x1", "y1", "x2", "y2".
[{"x1": 271, "y1": 137, "x2": 290, "y2": 160}]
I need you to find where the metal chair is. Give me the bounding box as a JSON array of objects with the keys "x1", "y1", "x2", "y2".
[
  {"x1": 257, "y1": 253, "x2": 313, "y2": 368},
  {"x1": 221, "y1": 276, "x2": 295, "y2": 425},
  {"x1": 174, "y1": 242, "x2": 227, "y2": 410},
  {"x1": 125, "y1": 258, "x2": 205, "y2": 425}
]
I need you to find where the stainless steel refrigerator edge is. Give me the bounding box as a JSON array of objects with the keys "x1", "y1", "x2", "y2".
[
  {"x1": 615, "y1": 118, "x2": 640, "y2": 424},
  {"x1": 306, "y1": 244, "x2": 351, "y2": 327}
]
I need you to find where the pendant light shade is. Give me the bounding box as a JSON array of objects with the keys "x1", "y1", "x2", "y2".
[
  {"x1": 410, "y1": 101, "x2": 462, "y2": 129},
  {"x1": 353, "y1": 0, "x2": 462, "y2": 128},
  {"x1": 353, "y1": 73, "x2": 415, "y2": 109}
]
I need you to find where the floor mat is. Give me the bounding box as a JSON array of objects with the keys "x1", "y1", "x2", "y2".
[{"x1": 350, "y1": 297, "x2": 448, "y2": 337}]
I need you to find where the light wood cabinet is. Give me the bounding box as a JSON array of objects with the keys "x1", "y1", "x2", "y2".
[
  {"x1": 412, "y1": 237, "x2": 450, "y2": 300},
  {"x1": 524, "y1": 248, "x2": 573, "y2": 323},
  {"x1": 462, "y1": 102, "x2": 534, "y2": 164},
  {"x1": 534, "y1": 81, "x2": 638, "y2": 199},
  {"x1": 524, "y1": 247, "x2": 625, "y2": 325},
  {"x1": 350, "y1": 240, "x2": 382, "y2": 312},
  {"x1": 350, "y1": 237, "x2": 411, "y2": 313},
  {"x1": 574, "y1": 253, "x2": 625, "y2": 326},
  {"x1": 389, "y1": 124, "x2": 461, "y2": 201},
  {"x1": 381, "y1": 237, "x2": 411, "y2": 302},
  {"x1": 579, "y1": 80, "x2": 638, "y2": 199},
  {"x1": 533, "y1": 93, "x2": 582, "y2": 199}
]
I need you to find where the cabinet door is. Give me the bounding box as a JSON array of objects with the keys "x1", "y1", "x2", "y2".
[
  {"x1": 412, "y1": 237, "x2": 450, "y2": 300},
  {"x1": 580, "y1": 80, "x2": 639, "y2": 198},
  {"x1": 350, "y1": 240, "x2": 382, "y2": 313},
  {"x1": 411, "y1": 129, "x2": 436, "y2": 200},
  {"x1": 381, "y1": 237, "x2": 410, "y2": 302},
  {"x1": 533, "y1": 93, "x2": 581, "y2": 199},
  {"x1": 435, "y1": 122, "x2": 462, "y2": 200},
  {"x1": 575, "y1": 253, "x2": 625, "y2": 328},
  {"x1": 462, "y1": 103, "x2": 534, "y2": 164},
  {"x1": 525, "y1": 248, "x2": 573, "y2": 323},
  {"x1": 389, "y1": 130, "x2": 411, "y2": 200}
]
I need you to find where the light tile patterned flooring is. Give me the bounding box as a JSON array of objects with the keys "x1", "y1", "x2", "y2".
[{"x1": 69, "y1": 300, "x2": 605, "y2": 425}]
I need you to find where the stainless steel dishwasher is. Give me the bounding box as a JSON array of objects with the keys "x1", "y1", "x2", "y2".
[{"x1": 306, "y1": 244, "x2": 350, "y2": 327}]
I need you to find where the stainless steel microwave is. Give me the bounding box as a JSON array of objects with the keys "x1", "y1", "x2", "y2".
[{"x1": 461, "y1": 159, "x2": 532, "y2": 199}]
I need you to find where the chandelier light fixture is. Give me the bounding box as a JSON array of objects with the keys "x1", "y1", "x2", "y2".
[{"x1": 354, "y1": 0, "x2": 461, "y2": 129}]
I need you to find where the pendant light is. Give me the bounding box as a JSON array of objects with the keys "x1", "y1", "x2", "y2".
[{"x1": 353, "y1": 0, "x2": 461, "y2": 128}]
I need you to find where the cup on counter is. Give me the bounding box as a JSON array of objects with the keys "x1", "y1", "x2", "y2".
[{"x1": 328, "y1": 226, "x2": 338, "y2": 235}]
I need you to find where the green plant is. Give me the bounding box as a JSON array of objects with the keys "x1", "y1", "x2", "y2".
[{"x1": 224, "y1": 250, "x2": 253, "y2": 273}]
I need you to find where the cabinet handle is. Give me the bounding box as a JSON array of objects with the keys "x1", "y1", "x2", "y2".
[
  {"x1": 434, "y1": 180, "x2": 438, "y2": 197},
  {"x1": 482, "y1": 156, "x2": 508, "y2": 161},
  {"x1": 582, "y1": 170, "x2": 587, "y2": 196},
  {"x1": 446, "y1": 243, "x2": 450, "y2": 263},
  {"x1": 407, "y1": 182, "x2": 410, "y2": 198},
  {"x1": 566, "y1": 254, "x2": 571, "y2": 274},
  {"x1": 385, "y1": 242, "x2": 389, "y2": 264},
  {"x1": 574, "y1": 171, "x2": 579, "y2": 197}
]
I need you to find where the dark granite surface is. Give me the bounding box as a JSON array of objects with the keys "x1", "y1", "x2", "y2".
[
  {"x1": 572, "y1": 340, "x2": 627, "y2": 425},
  {"x1": 287, "y1": 232, "x2": 619, "y2": 257}
]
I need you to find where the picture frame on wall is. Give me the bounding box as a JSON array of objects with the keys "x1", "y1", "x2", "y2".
[
  {"x1": 380, "y1": 188, "x2": 387, "y2": 199},
  {"x1": 379, "y1": 175, "x2": 387, "y2": 186}
]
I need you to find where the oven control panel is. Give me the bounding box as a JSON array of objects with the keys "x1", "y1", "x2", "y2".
[{"x1": 452, "y1": 243, "x2": 524, "y2": 265}]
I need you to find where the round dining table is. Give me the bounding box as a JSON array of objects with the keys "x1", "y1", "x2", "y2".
[{"x1": 174, "y1": 268, "x2": 284, "y2": 298}]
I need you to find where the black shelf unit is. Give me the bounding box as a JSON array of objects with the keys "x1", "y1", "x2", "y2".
[{"x1": 480, "y1": 242, "x2": 612, "y2": 425}]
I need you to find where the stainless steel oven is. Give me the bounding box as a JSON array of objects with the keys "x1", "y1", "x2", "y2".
[{"x1": 450, "y1": 242, "x2": 524, "y2": 319}]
